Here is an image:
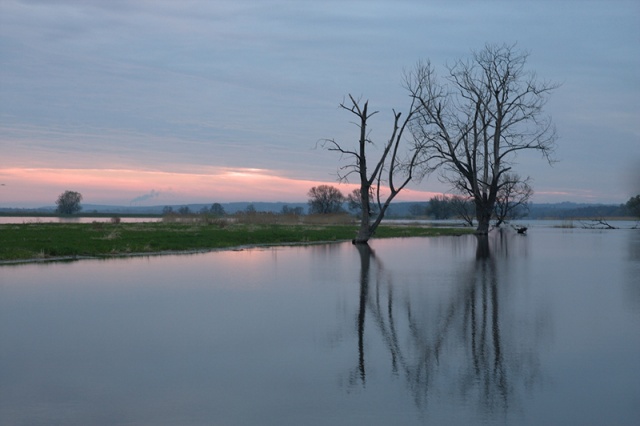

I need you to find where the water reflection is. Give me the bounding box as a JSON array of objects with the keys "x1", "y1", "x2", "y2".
[
  {"x1": 352, "y1": 232, "x2": 543, "y2": 417},
  {"x1": 2, "y1": 229, "x2": 638, "y2": 425},
  {"x1": 625, "y1": 230, "x2": 640, "y2": 313}
]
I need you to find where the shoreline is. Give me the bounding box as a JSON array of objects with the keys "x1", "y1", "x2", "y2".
[
  {"x1": 0, "y1": 239, "x2": 354, "y2": 266},
  {"x1": 0, "y1": 221, "x2": 475, "y2": 265}
]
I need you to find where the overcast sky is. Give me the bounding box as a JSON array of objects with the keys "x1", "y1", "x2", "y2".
[{"x1": 1, "y1": 0, "x2": 639, "y2": 207}]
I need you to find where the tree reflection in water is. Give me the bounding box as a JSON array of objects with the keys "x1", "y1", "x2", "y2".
[{"x1": 350, "y1": 231, "x2": 543, "y2": 416}]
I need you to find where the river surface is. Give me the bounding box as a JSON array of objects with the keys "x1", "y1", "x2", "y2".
[{"x1": 1, "y1": 227, "x2": 639, "y2": 425}]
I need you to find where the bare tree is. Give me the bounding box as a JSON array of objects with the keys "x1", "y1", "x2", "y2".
[
  {"x1": 427, "y1": 194, "x2": 453, "y2": 219},
  {"x1": 323, "y1": 94, "x2": 423, "y2": 244},
  {"x1": 626, "y1": 195, "x2": 640, "y2": 219},
  {"x1": 210, "y1": 203, "x2": 226, "y2": 216},
  {"x1": 55, "y1": 190, "x2": 83, "y2": 215},
  {"x1": 494, "y1": 173, "x2": 533, "y2": 226},
  {"x1": 450, "y1": 195, "x2": 475, "y2": 226},
  {"x1": 307, "y1": 185, "x2": 345, "y2": 214},
  {"x1": 407, "y1": 44, "x2": 558, "y2": 233}
]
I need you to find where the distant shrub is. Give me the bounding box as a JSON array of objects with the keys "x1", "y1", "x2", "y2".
[
  {"x1": 234, "y1": 211, "x2": 278, "y2": 224},
  {"x1": 302, "y1": 213, "x2": 354, "y2": 225}
]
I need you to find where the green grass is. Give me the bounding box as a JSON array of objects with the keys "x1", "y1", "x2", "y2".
[{"x1": 0, "y1": 221, "x2": 473, "y2": 262}]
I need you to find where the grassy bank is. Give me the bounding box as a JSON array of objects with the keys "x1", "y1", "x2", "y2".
[{"x1": 0, "y1": 221, "x2": 472, "y2": 262}]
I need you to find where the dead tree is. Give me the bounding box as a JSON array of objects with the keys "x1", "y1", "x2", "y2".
[{"x1": 323, "y1": 94, "x2": 423, "y2": 244}]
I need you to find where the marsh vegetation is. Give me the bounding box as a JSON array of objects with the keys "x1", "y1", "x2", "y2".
[{"x1": 0, "y1": 218, "x2": 471, "y2": 262}]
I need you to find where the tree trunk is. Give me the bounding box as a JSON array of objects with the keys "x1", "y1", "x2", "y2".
[
  {"x1": 475, "y1": 200, "x2": 492, "y2": 234},
  {"x1": 354, "y1": 185, "x2": 372, "y2": 245},
  {"x1": 475, "y1": 234, "x2": 490, "y2": 259},
  {"x1": 353, "y1": 221, "x2": 372, "y2": 245}
]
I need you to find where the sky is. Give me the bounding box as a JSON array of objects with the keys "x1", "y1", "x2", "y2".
[{"x1": 1, "y1": 0, "x2": 639, "y2": 208}]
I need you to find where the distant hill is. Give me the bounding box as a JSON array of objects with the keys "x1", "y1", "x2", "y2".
[
  {"x1": 0, "y1": 201, "x2": 631, "y2": 219},
  {"x1": 0, "y1": 201, "x2": 428, "y2": 217},
  {"x1": 384, "y1": 201, "x2": 631, "y2": 219},
  {"x1": 0, "y1": 202, "x2": 310, "y2": 216}
]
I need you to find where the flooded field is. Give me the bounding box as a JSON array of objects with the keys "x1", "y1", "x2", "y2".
[{"x1": 1, "y1": 226, "x2": 638, "y2": 425}]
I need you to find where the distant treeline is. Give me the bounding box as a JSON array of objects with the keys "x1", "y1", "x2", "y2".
[
  {"x1": 524, "y1": 203, "x2": 630, "y2": 219},
  {"x1": 0, "y1": 201, "x2": 634, "y2": 219},
  {"x1": 384, "y1": 201, "x2": 632, "y2": 219}
]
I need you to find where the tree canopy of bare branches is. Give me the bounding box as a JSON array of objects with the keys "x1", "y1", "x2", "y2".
[
  {"x1": 494, "y1": 173, "x2": 533, "y2": 226},
  {"x1": 55, "y1": 190, "x2": 83, "y2": 215},
  {"x1": 406, "y1": 43, "x2": 558, "y2": 233},
  {"x1": 626, "y1": 195, "x2": 640, "y2": 219},
  {"x1": 307, "y1": 185, "x2": 345, "y2": 214}
]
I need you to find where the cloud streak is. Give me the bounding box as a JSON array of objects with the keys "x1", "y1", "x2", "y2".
[
  {"x1": 0, "y1": 166, "x2": 445, "y2": 208},
  {"x1": 131, "y1": 189, "x2": 160, "y2": 204}
]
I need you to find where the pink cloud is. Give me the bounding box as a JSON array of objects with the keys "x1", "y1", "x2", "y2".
[{"x1": 0, "y1": 167, "x2": 443, "y2": 207}]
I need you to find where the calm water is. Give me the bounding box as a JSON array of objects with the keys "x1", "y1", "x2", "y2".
[{"x1": 1, "y1": 227, "x2": 639, "y2": 425}]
